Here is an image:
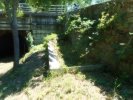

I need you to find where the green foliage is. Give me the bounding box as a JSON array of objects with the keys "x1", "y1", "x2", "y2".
[
  {"x1": 26, "y1": 32, "x2": 34, "y2": 50},
  {"x1": 66, "y1": 14, "x2": 94, "y2": 35},
  {"x1": 21, "y1": 33, "x2": 58, "y2": 63},
  {"x1": 58, "y1": 14, "x2": 98, "y2": 65},
  {"x1": 27, "y1": 0, "x2": 73, "y2": 8},
  {"x1": 43, "y1": 33, "x2": 58, "y2": 46},
  {"x1": 97, "y1": 12, "x2": 133, "y2": 65},
  {"x1": 65, "y1": 14, "x2": 96, "y2": 52},
  {"x1": 95, "y1": 7, "x2": 133, "y2": 76},
  {"x1": 20, "y1": 44, "x2": 45, "y2": 63},
  {"x1": 57, "y1": 15, "x2": 66, "y2": 23},
  {"x1": 58, "y1": 0, "x2": 133, "y2": 76},
  {"x1": 0, "y1": 2, "x2": 4, "y2": 9},
  {"x1": 97, "y1": 12, "x2": 117, "y2": 30},
  {"x1": 17, "y1": 9, "x2": 24, "y2": 17}
]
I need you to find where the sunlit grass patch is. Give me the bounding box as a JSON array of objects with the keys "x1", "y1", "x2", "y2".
[{"x1": 18, "y1": 73, "x2": 107, "y2": 100}]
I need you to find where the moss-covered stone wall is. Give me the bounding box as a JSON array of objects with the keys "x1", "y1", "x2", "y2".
[
  {"x1": 68, "y1": 0, "x2": 133, "y2": 76},
  {"x1": 79, "y1": 0, "x2": 133, "y2": 32}
]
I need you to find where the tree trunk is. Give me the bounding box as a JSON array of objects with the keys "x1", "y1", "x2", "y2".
[
  {"x1": 11, "y1": 18, "x2": 20, "y2": 67},
  {"x1": 11, "y1": 0, "x2": 20, "y2": 67},
  {"x1": 4, "y1": 0, "x2": 20, "y2": 67}
]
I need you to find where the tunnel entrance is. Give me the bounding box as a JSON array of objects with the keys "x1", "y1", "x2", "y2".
[{"x1": 0, "y1": 30, "x2": 28, "y2": 60}]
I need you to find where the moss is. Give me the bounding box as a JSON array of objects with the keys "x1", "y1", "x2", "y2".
[{"x1": 43, "y1": 33, "x2": 58, "y2": 46}]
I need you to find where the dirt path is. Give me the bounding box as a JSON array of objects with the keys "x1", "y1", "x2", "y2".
[{"x1": 0, "y1": 61, "x2": 13, "y2": 77}]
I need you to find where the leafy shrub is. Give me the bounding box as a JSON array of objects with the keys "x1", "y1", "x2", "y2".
[
  {"x1": 58, "y1": 14, "x2": 101, "y2": 64},
  {"x1": 64, "y1": 14, "x2": 95, "y2": 51},
  {"x1": 17, "y1": 9, "x2": 24, "y2": 17},
  {"x1": 57, "y1": 15, "x2": 66, "y2": 23},
  {"x1": 66, "y1": 14, "x2": 94, "y2": 35},
  {"x1": 97, "y1": 12, "x2": 117, "y2": 30},
  {"x1": 26, "y1": 32, "x2": 34, "y2": 50}
]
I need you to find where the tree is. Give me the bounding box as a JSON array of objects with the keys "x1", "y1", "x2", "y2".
[
  {"x1": 27, "y1": 0, "x2": 74, "y2": 8},
  {"x1": 1, "y1": 0, "x2": 73, "y2": 67},
  {"x1": 3, "y1": 0, "x2": 20, "y2": 67},
  {"x1": 0, "y1": 2, "x2": 4, "y2": 9}
]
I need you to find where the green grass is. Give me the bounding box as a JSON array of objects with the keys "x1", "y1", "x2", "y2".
[
  {"x1": 0, "y1": 34, "x2": 133, "y2": 100},
  {"x1": 0, "y1": 58, "x2": 133, "y2": 100},
  {"x1": 2, "y1": 72, "x2": 107, "y2": 100},
  {"x1": 1, "y1": 69, "x2": 133, "y2": 100},
  {"x1": 43, "y1": 33, "x2": 58, "y2": 46}
]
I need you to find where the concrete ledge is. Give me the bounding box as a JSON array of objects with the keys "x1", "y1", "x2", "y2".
[{"x1": 50, "y1": 64, "x2": 105, "y2": 73}]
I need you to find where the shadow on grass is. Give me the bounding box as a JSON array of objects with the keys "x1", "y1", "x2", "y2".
[
  {"x1": 58, "y1": 38, "x2": 133, "y2": 99},
  {"x1": 58, "y1": 38, "x2": 100, "y2": 67},
  {"x1": 0, "y1": 51, "x2": 48, "y2": 99},
  {"x1": 82, "y1": 71, "x2": 133, "y2": 99},
  {"x1": 58, "y1": 41, "x2": 84, "y2": 66}
]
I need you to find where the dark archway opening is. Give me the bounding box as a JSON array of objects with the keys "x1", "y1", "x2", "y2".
[{"x1": 0, "y1": 30, "x2": 28, "y2": 60}]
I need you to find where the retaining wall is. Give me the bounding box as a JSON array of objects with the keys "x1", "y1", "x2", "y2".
[{"x1": 70, "y1": 0, "x2": 133, "y2": 76}]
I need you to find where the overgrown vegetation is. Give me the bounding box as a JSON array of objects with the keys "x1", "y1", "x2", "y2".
[
  {"x1": 20, "y1": 44, "x2": 45, "y2": 63},
  {"x1": 21, "y1": 33, "x2": 57, "y2": 63},
  {"x1": 43, "y1": 33, "x2": 58, "y2": 46},
  {"x1": 26, "y1": 32, "x2": 34, "y2": 50},
  {"x1": 0, "y1": 0, "x2": 133, "y2": 99},
  {"x1": 58, "y1": 0, "x2": 133, "y2": 77}
]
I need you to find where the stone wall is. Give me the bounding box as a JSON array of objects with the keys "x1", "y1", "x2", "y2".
[
  {"x1": 78, "y1": 0, "x2": 133, "y2": 75},
  {"x1": 31, "y1": 14, "x2": 57, "y2": 44},
  {"x1": 79, "y1": 0, "x2": 133, "y2": 32},
  {"x1": 126, "y1": 0, "x2": 133, "y2": 32}
]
